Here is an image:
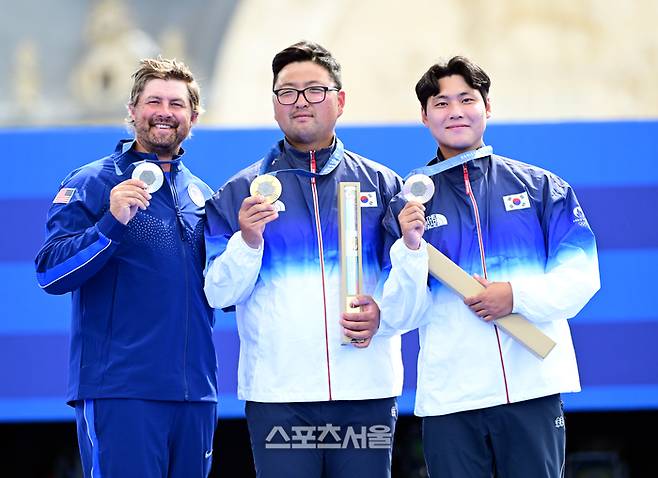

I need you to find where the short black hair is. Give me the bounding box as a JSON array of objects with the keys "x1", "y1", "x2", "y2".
[
  {"x1": 415, "y1": 56, "x2": 491, "y2": 112},
  {"x1": 272, "y1": 41, "x2": 342, "y2": 89}
]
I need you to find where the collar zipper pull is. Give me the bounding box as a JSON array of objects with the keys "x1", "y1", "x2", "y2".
[
  {"x1": 462, "y1": 164, "x2": 472, "y2": 195},
  {"x1": 310, "y1": 151, "x2": 317, "y2": 184}
]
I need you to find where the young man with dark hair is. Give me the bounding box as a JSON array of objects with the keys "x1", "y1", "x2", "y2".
[
  {"x1": 204, "y1": 41, "x2": 403, "y2": 478},
  {"x1": 36, "y1": 57, "x2": 218, "y2": 478},
  {"x1": 380, "y1": 55, "x2": 600, "y2": 477}
]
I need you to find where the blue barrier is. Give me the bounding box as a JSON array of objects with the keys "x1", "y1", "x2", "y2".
[{"x1": 1, "y1": 120, "x2": 656, "y2": 421}]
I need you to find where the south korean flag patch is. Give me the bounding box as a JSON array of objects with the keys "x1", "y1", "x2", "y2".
[
  {"x1": 503, "y1": 191, "x2": 530, "y2": 211},
  {"x1": 359, "y1": 191, "x2": 378, "y2": 207}
]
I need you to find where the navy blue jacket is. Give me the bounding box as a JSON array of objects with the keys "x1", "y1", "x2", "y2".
[{"x1": 35, "y1": 140, "x2": 217, "y2": 404}]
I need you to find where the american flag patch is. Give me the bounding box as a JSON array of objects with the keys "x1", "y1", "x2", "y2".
[{"x1": 53, "y1": 188, "x2": 76, "y2": 204}]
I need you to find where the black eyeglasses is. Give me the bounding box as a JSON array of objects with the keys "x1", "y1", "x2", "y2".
[{"x1": 273, "y1": 86, "x2": 340, "y2": 105}]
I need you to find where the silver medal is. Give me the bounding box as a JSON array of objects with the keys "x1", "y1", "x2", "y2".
[
  {"x1": 402, "y1": 174, "x2": 435, "y2": 204},
  {"x1": 132, "y1": 162, "x2": 164, "y2": 193}
]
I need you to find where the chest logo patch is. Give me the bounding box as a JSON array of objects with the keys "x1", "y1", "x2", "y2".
[
  {"x1": 503, "y1": 191, "x2": 530, "y2": 211},
  {"x1": 187, "y1": 183, "x2": 206, "y2": 207},
  {"x1": 359, "y1": 191, "x2": 378, "y2": 207},
  {"x1": 425, "y1": 213, "x2": 448, "y2": 230}
]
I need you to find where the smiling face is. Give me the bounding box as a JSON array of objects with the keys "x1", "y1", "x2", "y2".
[
  {"x1": 422, "y1": 74, "x2": 491, "y2": 159},
  {"x1": 128, "y1": 78, "x2": 197, "y2": 160},
  {"x1": 272, "y1": 61, "x2": 345, "y2": 152}
]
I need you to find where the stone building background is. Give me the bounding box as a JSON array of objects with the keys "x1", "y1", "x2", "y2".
[{"x1": 1, "y1": 0, "x2": 656, "y2": 126}]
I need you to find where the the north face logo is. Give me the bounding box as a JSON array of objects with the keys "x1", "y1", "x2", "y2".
[
  {"x1": 425, "y1": 213, "x2": 448, "y2": 230},
  {"x1": 554, "y1": 416, "x2": 565, "y2": 428}
]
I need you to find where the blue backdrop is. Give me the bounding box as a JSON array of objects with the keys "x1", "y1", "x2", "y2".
[{"x1": 1, "y1": 120, "x2": 657, "y2": 421}]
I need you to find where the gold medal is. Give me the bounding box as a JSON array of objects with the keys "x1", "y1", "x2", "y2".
[{"x1": 250, "y1": 175, "x2": 282, "y2": 204}]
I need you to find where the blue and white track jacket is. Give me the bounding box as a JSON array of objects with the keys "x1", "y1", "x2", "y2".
[
  {"x1": 204, "y1": 138, "x2": 404, "y2": 402},
  {"x1": 35, "y1": 140, "x2": 218, "y2": 404},
  {"x1": 380, "y1": 150, "x2": 600, "y2": 416}
]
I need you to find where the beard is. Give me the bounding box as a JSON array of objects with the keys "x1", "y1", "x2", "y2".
[{"x1": 134, "y1": 116, "x2": 189, "y2": 157}]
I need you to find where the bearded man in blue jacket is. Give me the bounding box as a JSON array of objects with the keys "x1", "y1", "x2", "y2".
[{"x1": 35, "y1": 57, "x2": 218, "y2": 478}]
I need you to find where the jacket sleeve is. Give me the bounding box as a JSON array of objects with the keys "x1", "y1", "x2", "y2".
[
  {"x1": 376, "y1": 189, "x2": 434, "y2": 335},
  {"x1": 510, "y1": 178, "x2": 600, "y2": 323},
  {"x1": 203, "y1": 182, "x2": 263, "y2": 310},
  {"x1": 378, "y1": 238, "x2": 434, "y2": 335},
  {"x1": 35, "y1": 173, "x2": 126, "y2": 295},
  {"x1": 369, "y1": 171, "x2": 405, "y2": 336},
  {"x1": 376, "y1": 170, "x2": 404, "y2": 273}
]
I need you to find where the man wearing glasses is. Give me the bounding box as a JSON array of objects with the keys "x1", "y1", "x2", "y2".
[{"x1": 204, "y1": 41, "x2": 403, "y2": 477}]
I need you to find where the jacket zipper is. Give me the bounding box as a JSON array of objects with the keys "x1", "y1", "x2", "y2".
[
  {"x1": 309, "y1": 151, "x2": 333, "y2": 401},
  {"x1": 169, "y1": 167, "x2": 190, "y2": 400},
  {"x1": 462, "y1": 164, "x2": 510, "y2": 403}
]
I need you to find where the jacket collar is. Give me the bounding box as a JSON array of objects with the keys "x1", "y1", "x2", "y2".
[
  {"x1": 259, "y1": 137, "x2": 344, "y2": 177},
  {"x1": 112, "y1": 139, "x2": 185, "y2": 175},
  {"x1": 282, "y1": 137, "x2": 336, "y2": 171}
]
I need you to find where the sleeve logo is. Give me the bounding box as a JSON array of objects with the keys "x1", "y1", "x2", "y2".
[{"x1": 572, "y1": 206, "x2": 588, "y2": 227}]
